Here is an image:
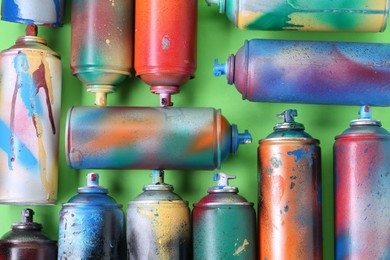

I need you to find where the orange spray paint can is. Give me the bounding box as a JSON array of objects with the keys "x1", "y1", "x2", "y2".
[{"x1": 258, "y1": 109, "x2": 322, "y2": 259}]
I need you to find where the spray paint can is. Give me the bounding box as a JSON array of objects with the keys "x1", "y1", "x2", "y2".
[
  {"x1": 65, "y1": 106, "x2": 252, "y2": 170},
  {"x1": 214, "y1": 39, "x2": 390, "y2": 106},
  {"x1": 127, "y1": 170, "x2": 191, "y2": 259},
  {"x1": 258, "y1": 109, "x2": 322, "y2": 259},
  {"x1": 334, "y1": 106, "x2": 390, "y2": 260},
  {"x1": 205, "y1": 0, "x2": 389, "y2": 32},
  {"x1": 134, "y1": 0, "x2": 197, "y2": 106},
  {"x1": 0, "y1": 25, "x2": 62, "y2": 204},
  {"x1": 0, "y1": 208, "x2": 57, "y2": 259},
  {"x1": 58, "y1": 173, "x2": 124, "y2": 259},
  {"x1": 193, "y1": 173, "x2": 256, "y2": 259},
  {"x1": 71, "y1": 0, "x2": 133, "y2": 106},
  {"x1": 1, "y1": 0, "x2": 65, "y2": 27}
]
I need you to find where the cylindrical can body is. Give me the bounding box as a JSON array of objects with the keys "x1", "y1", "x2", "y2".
[
  {"x1": 127, "y1": 197, "x2": 191, "y2": 259},
  {"x1": 0, "y1": 35, "x2": 62, "y2": 204},
  {"x1": 258, "y1": 138, "x2": 322, "y2": 259},
  {"x1": 221, "y1": 39, "x2": 390, "y2": 106},
  {"x1": 334, "y1": 121, "x2": 390, "y2": 259},
  {"x1": 0, "y1": 209, "x2": 57, "y2": 259},
  {"x1": 134, "y1": 0, "x2": 197, "y2": 89},
  {"x1": 66, "y1": 106, "x2": 245, "y2": 170},
  {"x1": 58, "y1": 174, "x2": 124, "y2": 259},
  {"x1": 193, "y1": 182, "x2": 257, "y2": 260},
  {"x1": 193, "y1": 203, "x2": 256, "y2": 259},
  {"x1": 213, "y1": 0, "x2": 389, "y2": 32},
  {"x1": 1, "y1": 0, "x2": 65, "y2": 27},
  {"x1": 71, "y1": 0, "x2": 133, "y2": 93}
]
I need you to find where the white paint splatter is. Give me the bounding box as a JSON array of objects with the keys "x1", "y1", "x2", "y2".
[{"x1": 233, "y1": 239, "x2": 249, "y2": 256}]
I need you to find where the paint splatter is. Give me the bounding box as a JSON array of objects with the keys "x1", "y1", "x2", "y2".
[
  {"x1": 233, "y1": 239, "x2": 249, "y2": 256},
  {"x1": 162, "y1": 35, "x2": 170, "y2": 50}
]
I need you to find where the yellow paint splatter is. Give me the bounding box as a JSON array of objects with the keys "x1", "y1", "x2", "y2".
[
  {"x1": 233, "y1": 239, "x2": 249, "y2": 256},
  {"x1": 106, "y1": 39, "x2": 111, "y2": 45}
]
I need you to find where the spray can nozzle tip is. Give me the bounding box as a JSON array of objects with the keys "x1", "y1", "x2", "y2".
[
  {"x1": 277, "y1": 109, "x2": 298, "y2": 123},
  {"x1": 213, "y1": 173, "x2": 236, "y2": 187},
  {"x1": 359, "y1": 105, "x2": 372, "y2": 119},
  {"x1": 213, "y1": 59, "x2": 227, "y2": 77},
  {"x1": 87, "y1": 173, "x2": 99, "y2": 186},
  {"x1": 21, "y1": 208, "x2": 34, "y2": 223}
]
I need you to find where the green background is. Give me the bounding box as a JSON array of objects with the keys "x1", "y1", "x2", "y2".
[{"x1": 1, "y1": 1, "x2": 389, "y2": 259}]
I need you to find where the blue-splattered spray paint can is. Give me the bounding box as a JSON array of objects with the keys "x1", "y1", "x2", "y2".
[
  {"x1": 127, "y1": 170, "x2": 191, "y2": 259},
  {"x1": 1, "y1": 0, "x2": 65, "y2": 27},
  {"x1": 258, "y1": 109, "x2": 322, "y2": 259},
  {"x1": 334, "y1": 106, "x2": 390, "y2": 260},
  {"x1": 0, "y1": 208, "x2": 57, "y2": 259},
  {"x1": 0, "y1": 25, "x2": 62, "y2": 205},
  {"x1": 58, "y1": 173, "x2": 124, "y2": 259},
  {"x1": 193, "y1": 173, "x2": 256, "y2": 259}
]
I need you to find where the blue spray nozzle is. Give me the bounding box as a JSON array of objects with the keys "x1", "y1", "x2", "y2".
[
  {"x1": 87, "y1": 173, "x2": 99, "y2": 187},
  {"x1": 231, "y1": 124, "x2": 252, "y2": 153},
  {"x1": 213, "y1": 59, "x2": 227, "y2": 77},
  {"x1": 359, "y1": 105, "x2": 372, "y2": 119},
  {"x1": 213, "y1": 173, "x2": 236, "y2": 187}
]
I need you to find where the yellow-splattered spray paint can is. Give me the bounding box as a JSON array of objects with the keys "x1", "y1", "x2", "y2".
[
  {"x1": 193, "y1": 173, "x2": 256, "y2": 259},
  {"x1": 0, "y1": 25, "x2": 62, "y2": 205},
  {"x1": 126, "y1": 170, "x2": 191, "y2": 259}
]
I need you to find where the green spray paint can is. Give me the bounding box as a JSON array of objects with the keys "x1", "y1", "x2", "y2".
[{"x1": 193, "y1": 173, "x2": 256, "y2": 259}]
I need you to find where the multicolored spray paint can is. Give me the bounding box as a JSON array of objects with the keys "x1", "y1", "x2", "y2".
[
  {"x1": 65, "y1": 106, "x2": 251, "y2": 170},
  {"x1": 134, "y1": 0, "x2": 197, "y2": 106},
  {"x1": 214, "y1": 39, "x2": 390, "y2": 107},
  {"x1": 193, "y1": 173, "x2": 256, "y2": 259},
  {"x1": 71, "y1": 0, "x2": 133, "y2": 106},
  {"x1": 258, "y1": 109, "x2": 322, "y2": 259},
  {"x1": 0, "y1": 25, "x2": 62, "y2": 204},
  {"x1": 206, "y1": 0, "x2": 389, "y2": 32},
  {"x1": 127, "y1": 170, "x2": 191, "y2": 259},
  {"x1": 334, "y1": 106, "x2": 390, "y2": 260},
  {"x1": 0, "y1": 208, "x2": 57, "y2": 259},
  {"x1": 58, "y1": 173, "x2": 124, "y2": 259},
  {"x1": 1, "y1": 0, "x2": 65, "y2": 27}
]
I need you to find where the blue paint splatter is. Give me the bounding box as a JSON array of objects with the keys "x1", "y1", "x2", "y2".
[
  {"x1": 1, "y1": 0, "x2": 20, "y2": 21},
  {"x1": 53, "y1": 0, "x2": 62, "y2": 25},
  {"x1": 287, "y1": 145, "x2": 315, "y2": 167},
  {"x1": 336, "y1": 232, "x2": 351, "y2": 260},
  {"x1": 0, "y1": 120, "x2": 38, "y2": 171}
]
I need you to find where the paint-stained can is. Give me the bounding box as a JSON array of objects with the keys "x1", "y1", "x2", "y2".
[
  {"x1": 214, "y1": 39, "x2": 390, "y2": 107},
  {"x1": 0, "y1": 25, "x2": 62, "y2": 205},
  {"x1": 0, "y1": 208, "x2": 57, "y2": 259},
  {"x1": 65, "y1": 106, "x2": 251, "y2": 170},
  {"x1": 127, "y1": 170, "x2": 191, "y2": 259},
  {"x1": 134, "y1": 0, "x2": 197, "y2": 106},
  {"x1": 1, "y1": 0, "x2": 65, "y2": 27},
  {"x1": 334, "y1": 106, "x2": 390, "y2": 260},
  {"x1": 206, "y1": 0, "x2": 389, "y2": 32},
  {"x1": 258, "y1": 109, "x2": 322, "y2": 259},
  {"x1": 193, "y1": 173, "x2": 256, "y2": 259},
  {"x1": 71, "y1": 0, "x2": 133, "y2": 106},
  {"x1": 58, "y1": 173, "x2": 124, "y2": 259}
]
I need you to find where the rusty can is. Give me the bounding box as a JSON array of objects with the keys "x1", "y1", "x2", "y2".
[
  {"x1": 71, "y1": 0, "x2": 133, "y2": 106},
  {"x1": 134, "y1": 0, "x2": 197, "y2": 106},
  {"x1": 0, "y1": 209, "x2": 57, "y2": 259},
  {"x1": 193, "y1": 173, "x2": 256, "y2": 259},
  {"x1": 65, "y1": 106, "x2": 251, "y2": 170},
  {"x1": 1, "y1": 0, "x2": 65, "y2": 27},
  {"x1": 127, "y1": 170, "x2": 191, "y2": 259},
  {"x1": 0, "y1": 25, "x2": 62, "y2": 205},
  {"x1": 58, "y1": 173, "x2": 124, "y2": 259},
  {"x1": 258, "y1": 109, "x2": 322, "y2": 259},
  {"x1": 214, "y1": 39, "x2": 390, "y2": 107},
  {"x1": 206, "y1": 0, "x2": 389, "y2": 32},
  {"x1": 334, "y1": 106, "x2": 390, "y2": 260}
]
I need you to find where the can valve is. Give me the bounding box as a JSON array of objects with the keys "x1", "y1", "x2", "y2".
[
  {"x1": 87, "y1": 173, "x2": 100, "y2": 187},
  {"x1": 213, "y1": 173, "x2": 236, "y2": 187},
  {"x1": 213, "y1": 59, "x2": 227, "y2": 76},
  {"x1": 277, "y1": 109, "x2": 298, "y2": 123},
  {"x1": 21, "y1": 208, "x2": 34, "y2": 223},
  {"x1": 359, "y1": 105, "x2": 371, "y2": 119},
  {"x1": 151, "y1": 170, "x2": 165, "y2": 184},
  {"x1": 205, "y1": 0, "x2": 226, "y2": 13},
  {"x1": 231, "y1": 124, "x2": 252, "y2": 153}
]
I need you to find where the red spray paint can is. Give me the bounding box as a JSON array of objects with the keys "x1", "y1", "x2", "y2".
[
  {"x1": 258, "y1": 109, "x2": 322, "y2": 259},
  {"x1": 334, "y1": 106, "x2": 390, "y2": 260},
  {"x1": 134, "y1": 0, "x2": 197, "y2": 106}
]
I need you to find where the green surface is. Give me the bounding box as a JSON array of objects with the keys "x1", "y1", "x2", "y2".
[{"x1": 0, "y1": 2, "x2": 390, "y2": 259}]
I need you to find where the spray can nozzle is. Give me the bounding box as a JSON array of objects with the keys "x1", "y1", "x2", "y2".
[
  {"x1": 277, "y1": 109, "x2": 298, "y2": 123},
  {"x1": 213, "y1": 173, "x2": 236, "y2": 187},
  {"x1": 205, "y1": 0, "x2": 226, "y2": 13},
  {"x1": 231, "y1": 124, "x2": 252, "y2": 153},
  {"x1": 150, "y1": 170, "x2": 165, "y2": 184},
  {"x1": 21, "y1": 208, "x2": 34, "y2": 223},
  {"x1": 87, "y1": 173, "x2": 100, "y2": 187},
  {"x1": 359, "y1": 105, "x2": 372, "y2": 119},
  {"x1": 213, "y1": 59, "x2": 227, "y2": 76}
]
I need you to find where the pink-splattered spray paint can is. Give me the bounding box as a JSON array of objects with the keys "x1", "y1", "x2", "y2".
[
  {"x1": 71, "y1": 0, "x2": 133, "y2": 106},
  {"x1": 0, "y1": 25, "x2": 62, "y2": 204},
  {"x1": 334, "y1": 106, "x2": 390, "y2": 260}
]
